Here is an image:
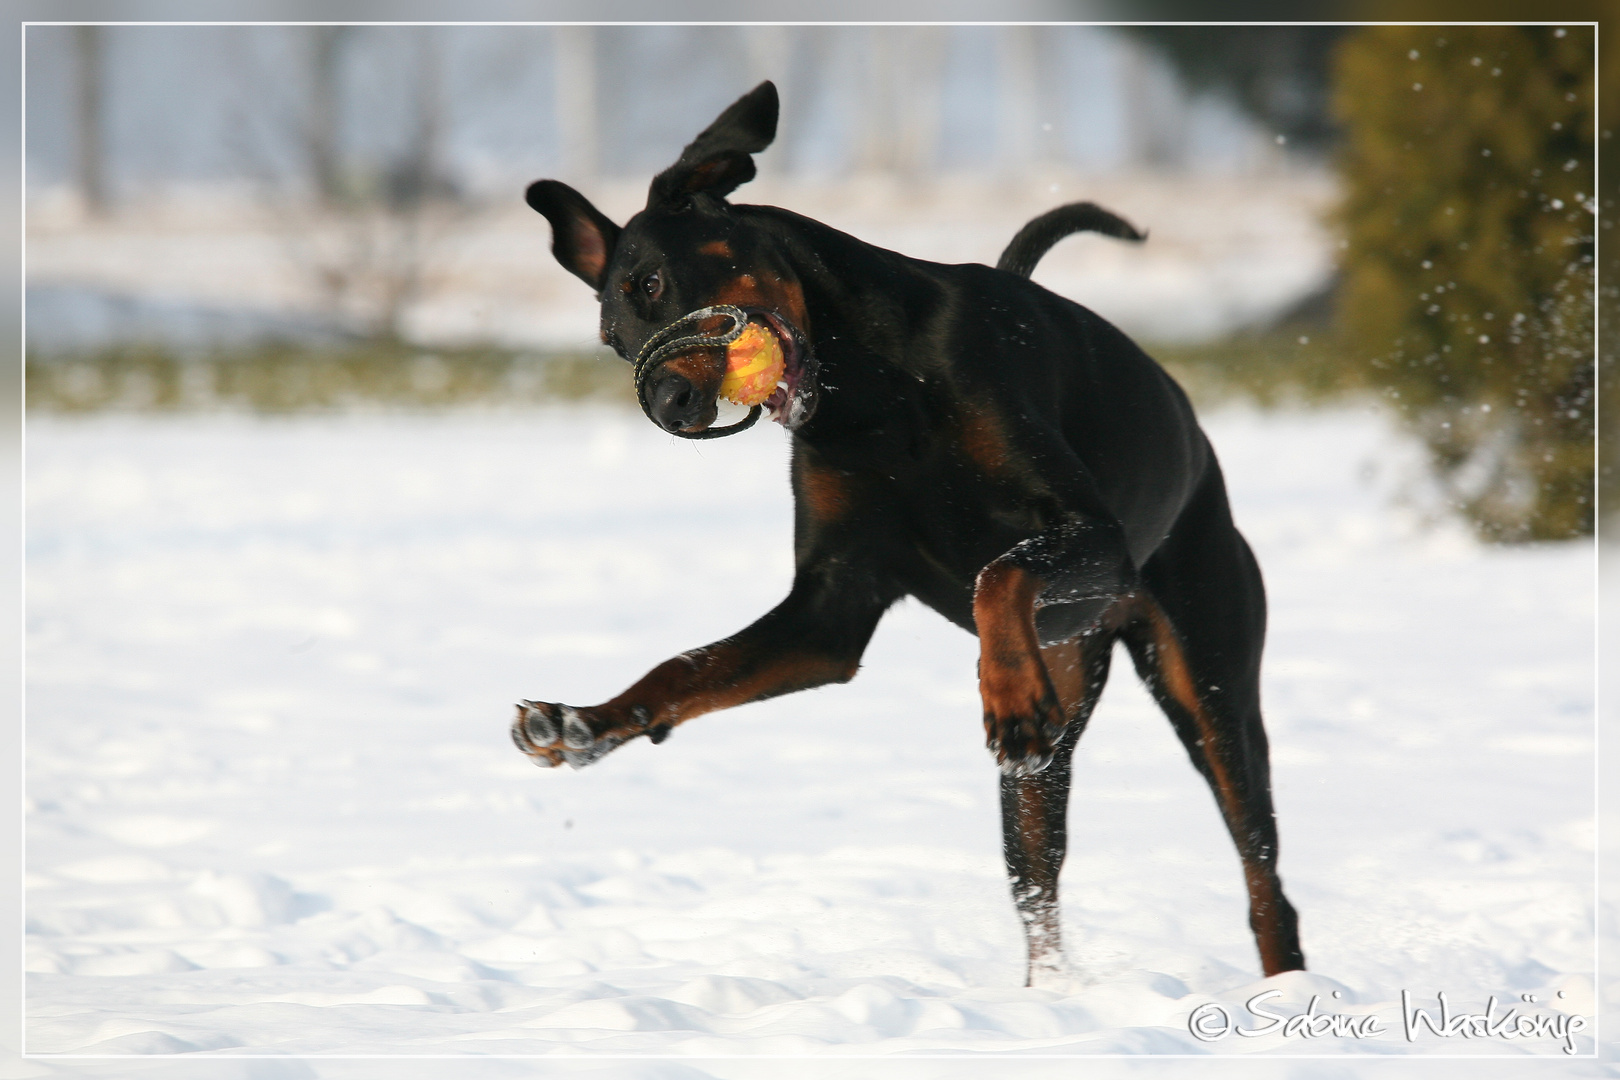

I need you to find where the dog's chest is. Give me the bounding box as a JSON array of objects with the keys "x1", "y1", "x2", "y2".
[{"x1": 869, "y1": 458, "x2": 1050, "y2": 627}]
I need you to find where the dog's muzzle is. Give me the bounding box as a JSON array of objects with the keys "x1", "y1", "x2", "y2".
[{"x1": 633, "y1": 305, "x2": 762, "y2": 440}]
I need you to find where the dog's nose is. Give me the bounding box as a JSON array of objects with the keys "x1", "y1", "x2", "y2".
[{"x1": 648, "y1": 371, "x2": 704, "y2": 432}]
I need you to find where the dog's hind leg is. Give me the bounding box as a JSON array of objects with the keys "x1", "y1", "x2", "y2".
[
  {"x1": 1119, "y1": 469, "x2": 1305, "y2": 977},
  {"x1": 999, "y1": 632, "x2": 1113, "y2": 987}
]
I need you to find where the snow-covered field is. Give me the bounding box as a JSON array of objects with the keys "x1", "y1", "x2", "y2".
[{"x1": 23, "y1": 403, "x2": 1597, "y2": 1073}]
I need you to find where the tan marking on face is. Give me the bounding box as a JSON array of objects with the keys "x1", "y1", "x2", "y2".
[
  {"x1": 712, "y1": 274, "x2": 761, "y2": 307},
  {"x1": 657, "y1": 348, "x2": 726, "y2": 388},
  {"x1": 762, "y1": 273, "x2": 811, "y2": 332},
  {"x1": 700, "y1": 240, "x2": 732, "y2": 258},
  {"x1": 712, "y1": 272, "x2": 811, "y2": 334}
]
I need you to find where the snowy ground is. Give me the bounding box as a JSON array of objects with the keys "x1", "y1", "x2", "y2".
[{"x1": 22, "y1": 403, "x2": 1598, "y2": 1073}]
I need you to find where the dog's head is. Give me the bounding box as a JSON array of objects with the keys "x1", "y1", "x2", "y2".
[{"x1": 526, "y1": 81, "x2": 818, "y2": 435}]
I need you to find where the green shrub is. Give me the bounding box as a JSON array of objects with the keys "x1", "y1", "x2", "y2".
[
  {"x1": 1333, "y1": 25, "x2": 1595, "y2": 541},
  {"x1": 25, "y1": 343, "x2": 633, "y2": 414}
]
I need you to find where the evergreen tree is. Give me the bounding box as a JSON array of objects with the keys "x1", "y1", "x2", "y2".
[{"x1": 1334, "y1": 25, "x2": 1595, "y2": 541}]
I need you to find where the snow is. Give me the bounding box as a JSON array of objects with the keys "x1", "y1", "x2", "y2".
[{"x1": 22, "y1": 402, "x2": 1596, "y2": 1070}]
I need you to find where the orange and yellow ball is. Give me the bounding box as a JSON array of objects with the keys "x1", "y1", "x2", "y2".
[{"x1": 718, "y1": 323, "x2": 785, "y2": 406}]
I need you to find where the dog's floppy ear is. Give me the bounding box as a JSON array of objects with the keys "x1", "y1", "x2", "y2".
[
  {"x1": 525, "y1": 179, "x2": 621, "y2": 293},
  {"x1": 648, "y1": 81, "x2": 778, "y2": 208}
]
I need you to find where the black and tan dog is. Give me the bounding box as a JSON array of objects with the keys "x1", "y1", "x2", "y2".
[{"x1": 514, "y1": 82, "x2": 1303, "y2": 984}]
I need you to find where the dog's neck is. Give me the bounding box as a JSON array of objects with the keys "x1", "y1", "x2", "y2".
[{"x1": 736, "y1": 202, "x2": 950, "y2": 385}]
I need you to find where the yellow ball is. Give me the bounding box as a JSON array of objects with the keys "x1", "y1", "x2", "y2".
[{"x1": 718, "y1": 323, "x2": 785, "y2": 406}]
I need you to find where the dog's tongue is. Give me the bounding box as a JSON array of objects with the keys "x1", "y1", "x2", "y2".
[{"x1": 718, "y1": 323, "x2": 785, "y2": 406}]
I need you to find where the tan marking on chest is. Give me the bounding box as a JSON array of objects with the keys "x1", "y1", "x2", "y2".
[
  {"x1": 959, "y1": 403, "x2": 1014, "y2": 475},
  {"x1": 799, "y1": 465, "x2": 852, "y2": 522}
]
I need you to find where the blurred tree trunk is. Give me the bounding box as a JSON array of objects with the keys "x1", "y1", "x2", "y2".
[
  {"x1": 554, "y1": 26, "x2": 597, "y2": 180},
  {"x1": 386, "y1": 29, "x2": 450, "y2": 206},
  {"x1": 307, "y1": 26, "x2": 349, "y2": 206},
  {"x1": 73, "y1": 25, "x2": 106, "y2": 214},
  {"x1": 1118, "y1": 35, "x2": 1181, "y2": 170}
]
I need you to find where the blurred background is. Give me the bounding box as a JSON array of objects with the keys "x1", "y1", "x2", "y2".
[{"x1": 22, "y1": 21, "x2": 1603, "y2": 542}]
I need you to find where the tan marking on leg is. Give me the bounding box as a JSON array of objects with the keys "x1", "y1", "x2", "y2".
[
  {"x1": 1039, "y1": 639, "x2": 1086, "y2": 717},
  {"x1": 1142, "y1": 601, "x2": 1243, "y2": 818},
  {"x1": 974, "y1": 561, "x2": 1047, "y2": 718},
  {"x1": 1010, "y1": 778, "x2": 1063, "y2": 974},
  {"x1": 1244, "y1": 863, "x2": 1290, "y2": 974},
  {"x1": 607, "y1": 643, "x2": 858, "y2": 729},
  {"x1": 1138, "y1": 597, "x2": 1296, "y2": 975}
]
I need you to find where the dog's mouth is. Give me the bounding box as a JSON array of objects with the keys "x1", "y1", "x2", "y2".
[
  {"x1": 635, "y1": 306, "x2": 818, "y2": 438},
  {"x1": 750, "y1": 310, "x2": 818, "y2": 431}
]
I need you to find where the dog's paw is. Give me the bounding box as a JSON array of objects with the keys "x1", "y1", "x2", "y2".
[
  {"x1": 511, "y1": 700, "x2": 653, "y2": 770},
  {"x1": 986, "y1": 722, "x2": 1056, "y2": 777},
  {"x1": 511, "y1": 701, "x2": 568, "y2": 767},
  {"x1": 983, "y1": 693, "x2": 1065, "y2": 778},
  {"x1": 978, "y1": 648, "x2": 1067, "y2": 776}
]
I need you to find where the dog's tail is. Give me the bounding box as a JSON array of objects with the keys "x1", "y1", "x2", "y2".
[{"x1": 996, "y1": 202, "x2": 1146, "y2": 278}]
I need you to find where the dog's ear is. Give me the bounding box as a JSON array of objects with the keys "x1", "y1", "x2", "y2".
[
  {"x1": 525, "y1": 179, "x2": 621, "y2": 292},
  {"x1": 648, "y1": 81, "x2": 778, "y2": 208}
]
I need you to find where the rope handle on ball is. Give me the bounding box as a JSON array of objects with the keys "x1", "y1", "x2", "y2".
[{"x1": 633, "y1": 304, "x2": 762, "y2": 439}]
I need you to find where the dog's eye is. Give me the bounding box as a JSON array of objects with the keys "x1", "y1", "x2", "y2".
[{"x1": 641, "y1": 271, "x2": 663, "y2": 299}]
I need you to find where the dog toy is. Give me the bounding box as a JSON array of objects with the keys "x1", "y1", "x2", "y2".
[{"x1": 719, "y1": 323, "x2": 786, "y2": 406}]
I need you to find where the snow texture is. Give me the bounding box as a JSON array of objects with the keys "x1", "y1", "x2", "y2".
[{"x1": 23, "y1": 404, "x2": 1596, "y2": 1071}]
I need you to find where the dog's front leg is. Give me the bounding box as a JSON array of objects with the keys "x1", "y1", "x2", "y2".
[
  {"x1": 974, "y1": 516, "x2": 1135, "y2": 776},
  {"x1": 513, "y1": 566, "x2": 892, "y2": 769}
]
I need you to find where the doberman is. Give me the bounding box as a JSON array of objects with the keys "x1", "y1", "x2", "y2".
[{"x1": 514, "y1": 81, "x2": 1304, "y2": 985}]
